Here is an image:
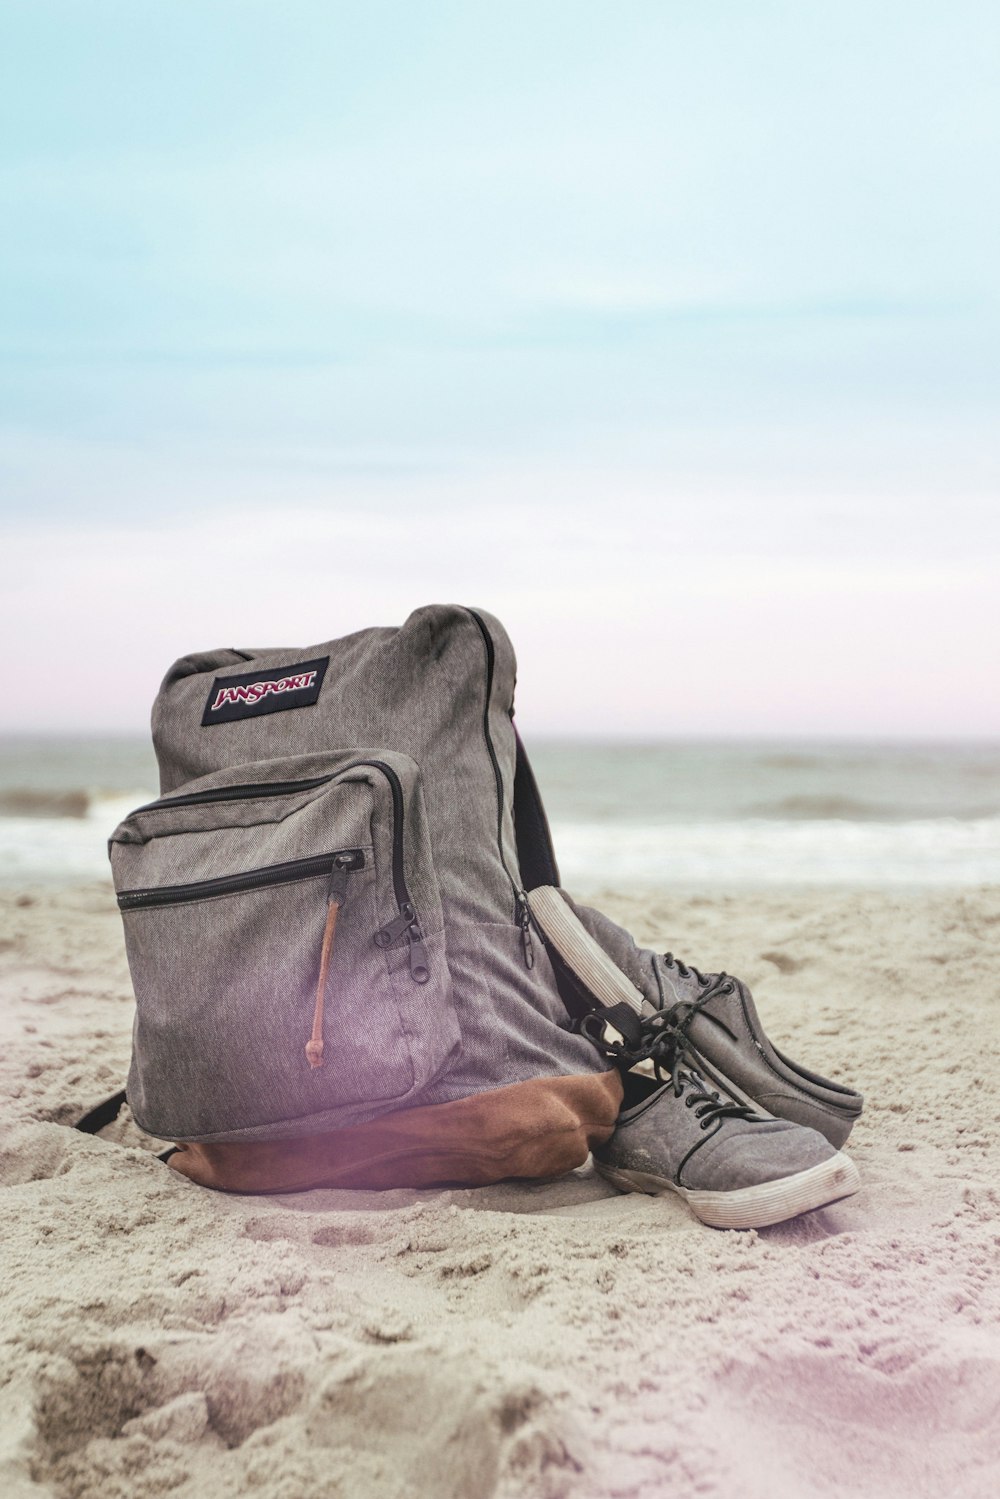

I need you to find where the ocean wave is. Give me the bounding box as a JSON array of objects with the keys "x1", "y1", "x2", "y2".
[
  {"x1": 0, "y1": 788, "x2": 154, "y2": 821},
  {"x1": 5, "y1": 785, "x2": 994, "y2": 827},
  {"x1": 746, "y1": 794, "x2": 1000, "y2": 822},
  {"x1": 0, "y1": 789, "x2": 92, "y2": 819},
  {"x1": 757, "y1": 754, "x2": 820, "y2": 771}
]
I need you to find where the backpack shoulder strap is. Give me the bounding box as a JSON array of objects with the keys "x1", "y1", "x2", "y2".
[
  {"x1": 74, "y1": 1089, "x2": 175, "y2": 1161},
  {"x1": 75, "y1": 1088, "x2": 127, "y2": 1134},
  {"x1": 512, "y1": 727, "x2": 560, "y2": 890}
]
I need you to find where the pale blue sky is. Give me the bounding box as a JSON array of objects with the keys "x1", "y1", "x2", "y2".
[{"x1": 1, "y1": 3, "x2": 998, "y2": 733}]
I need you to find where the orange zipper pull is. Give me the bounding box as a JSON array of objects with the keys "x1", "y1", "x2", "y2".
[{"x1": 305, "y1": 855, "x2": 355, "y2": 1069}]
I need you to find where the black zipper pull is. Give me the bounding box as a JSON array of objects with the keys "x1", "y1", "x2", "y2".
[
  {"x1": 374, "y1": 903, "x2": 431, "y2": 985},
  {"x1": 517, "y1": 891, "x2": 535, "y2": 969},
  {"x1": 373, "y1": 903, "x2": 417, "y2": 948},
  {"x1": 328, "y1": 851, "x2": 360, "y2": 907},
  {"x1": 408, "y1": 923, "x2": 430, "y2": 984}
]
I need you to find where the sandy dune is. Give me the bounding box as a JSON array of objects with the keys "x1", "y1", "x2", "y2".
[{"x1": 2, "y1": 882, "x2": 999, "y2": 1498}]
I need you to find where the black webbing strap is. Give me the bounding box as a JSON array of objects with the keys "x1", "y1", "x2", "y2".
[
  {"x1": 74, "y1": 1088, "x2": 127, "y2": 1134},
  {"x1": 578, "y1": 1001, "x2": 645, "y2": 1052},
  {"x1": 74, "y1": 1088, "x2": 176, "y2": 1162},
  {"x1": 597, "y1": 1002, "x2": 645, "y2": 1047},
  {"x1": 511, "y1": 726, "x2": 560, "y2": 890}
]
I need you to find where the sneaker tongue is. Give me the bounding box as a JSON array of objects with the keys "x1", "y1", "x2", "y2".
[
  {"x1": 678, "y1": 1064, "x2": 713, "y2": 1097},
  {"x1": 659, "y1": 965, "x2": 705, "y2": 1009}
]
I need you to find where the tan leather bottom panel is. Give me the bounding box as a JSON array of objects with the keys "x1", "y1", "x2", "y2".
[{"x1": 168, "y1": 1069, "x2": 624, "y2": 1194}]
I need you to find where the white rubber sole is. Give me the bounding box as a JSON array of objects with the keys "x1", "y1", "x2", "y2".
[{"x1": 595, "y1": 1150, "x2": 861, "y2": 1230}]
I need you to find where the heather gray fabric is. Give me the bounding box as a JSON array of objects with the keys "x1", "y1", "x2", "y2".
[
  {"x1": 425, "y1": 922, "x2": 594, "y2": 1102},
  {"x1": 111, "y1": 751, "x2": 460, "y2": 1140},
  {"x1": 152, "y1": 606, "x2": 523, "y2": 933},
  {"x1": 112, "y1": 605, "x2": 609, "y2": 1143}
]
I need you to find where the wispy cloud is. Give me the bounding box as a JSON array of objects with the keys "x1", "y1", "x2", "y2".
[
  {"x1": 3, "y1": 497, "x2": 997, "y2": 736},
  {"x1": 1, "y1": 2, "x2": 998, "y2": 732}
]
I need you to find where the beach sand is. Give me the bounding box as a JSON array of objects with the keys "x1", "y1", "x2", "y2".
[{"x1": 2, "y1": 881, "x2": 999, "y2": 1498}]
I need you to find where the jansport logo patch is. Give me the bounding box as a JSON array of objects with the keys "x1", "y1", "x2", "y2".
[
  {"x1": 201, "y1": 656, "x2": 329, "y2": 727},
  {"x1": 211, "y1": 669, "x2": 318, "y2": 711}
]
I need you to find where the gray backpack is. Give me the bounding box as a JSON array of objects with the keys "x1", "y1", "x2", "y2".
[{"x1": 90, "y1": 604, "x2": 609, "y2": 1146}]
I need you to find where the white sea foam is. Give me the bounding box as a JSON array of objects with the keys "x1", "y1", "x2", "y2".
[
  {"x1": 0, "y1": 792, "x2": 153, "y2": 886},
  {"x1": 550, "y1": 816, "x2": 1000, "y2": 889},
  {"x1": 2, "y1": 801, "x2": 998, "y2": 889}
]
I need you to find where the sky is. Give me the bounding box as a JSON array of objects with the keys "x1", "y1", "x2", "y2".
[{"x1": 1, "y1": 1, "x2": 998, "y2": 736}]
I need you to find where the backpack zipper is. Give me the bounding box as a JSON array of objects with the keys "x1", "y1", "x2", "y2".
[
  {"x1": 122, "y1": 761, "x2": 428, "y2": 979},
  {"x1": 465, "y1": 609, "x2": 534, "y2": 968},
  {"x1": 117, "y1": 849, "x2": 365, "y2": 910},
  {"x1": 131, "y1": 776, "x2": 333, "y2": 813}
]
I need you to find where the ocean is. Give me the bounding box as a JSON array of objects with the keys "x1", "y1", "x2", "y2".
[{"x1": 1, "y1": 735, "x2": 999, "y2": 890}]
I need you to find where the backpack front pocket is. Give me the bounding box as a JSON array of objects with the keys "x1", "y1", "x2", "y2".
[{"x1": 109, "y1": 751, "x2": 458, "y2": 1142}]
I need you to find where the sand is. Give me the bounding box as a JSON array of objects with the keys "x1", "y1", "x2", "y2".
[{"x1": 2, "y1": 880, "x2": 999, "y2": 1499}]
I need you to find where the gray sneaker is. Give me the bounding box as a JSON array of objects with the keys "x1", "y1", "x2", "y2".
[
  {"x1": 592, "y1": 1021, "x2": 860, "y2": 1230},
  {"x1": 524, "y1": 888, "x2": 862, "y2": 1149},
  {"x1": 654, "y1": 956, "x2": 863, "y2": 1148}
]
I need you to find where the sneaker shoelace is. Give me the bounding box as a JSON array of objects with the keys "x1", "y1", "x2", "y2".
[
  {"x1": 581, "y1": 1007, "x2": 760, "y2": 1130},
  {"x1": 660, "y1": 961, "x2": 737, "y2": 1041},
  {"x1": 657, "y1": 965, "x2": 764, "y2": 1128},
  {"x1": 671, "y1": 1058, "x2": 756, "y2": 1131}
]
